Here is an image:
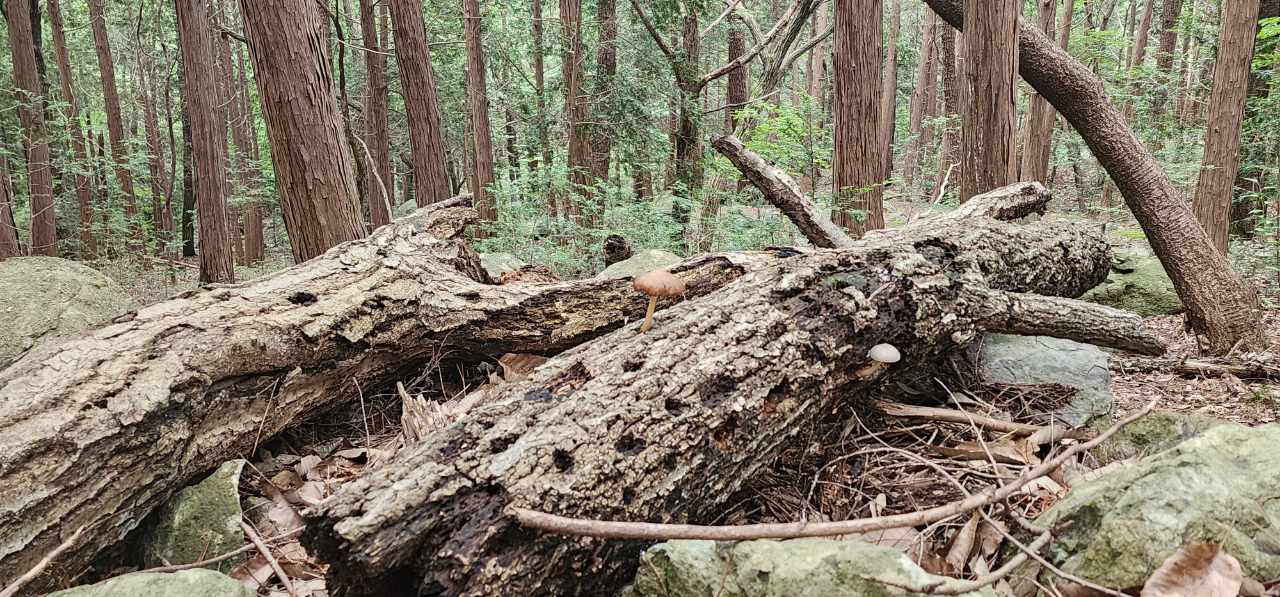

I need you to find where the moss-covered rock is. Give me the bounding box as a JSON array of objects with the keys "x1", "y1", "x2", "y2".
[
  {"x1": 1081, "y1": 252, "x2": 1181, "y2": 316},
  {"x1": 1090, "y1": 410, "x2": 1230, "y2": 465},
  {"x1": 629, "y1": 539, "x2": 995, "y2": 597},
  {"x1": 140, "y1": 460, "x2": 246, "y2": 570},
  {"x1": 597, "y1": 249, "x2": 681, "y2": 279},
  {"x1": 478, "y1": 252, "x2": 528, "y2": 279},
  {"x1": 49, "y1": 570, "x2": 254, "y2": 597},
  {"x1": 1020, "y1": 424, "x2": 1280, "y2": 591},
  {"x1": 0, "y1": 256, "x2": 134, "y2": 362}
]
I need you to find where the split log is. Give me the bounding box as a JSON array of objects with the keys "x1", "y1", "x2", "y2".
[
  {"x1": 304, "y1": 190, "x2": 1164, "y2": 596},
  {"x1": 0, "y1": 200, "x2": 766, "y2": 592}
]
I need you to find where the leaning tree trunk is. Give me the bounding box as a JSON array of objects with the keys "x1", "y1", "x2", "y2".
[
  {"x1": 0, "y1": 198, "x2": 763, "y2": 593},
  {"x1": 925, "y1": 0, "x2": 1264, "y2": 355},
  {"x1": 304, "y1": 185, "x2": 1162, "y2": 596}
]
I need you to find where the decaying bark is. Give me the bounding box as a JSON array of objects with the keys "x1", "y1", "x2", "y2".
[
  {"x1": 304, "y1": 189, "x2": 1162, "y2": 596},
  {"x1": 0, "y1": 199, "x2": 759, "y2": 593}
]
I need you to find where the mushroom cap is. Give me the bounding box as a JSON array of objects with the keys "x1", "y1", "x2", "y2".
[
  {"x1": 867, "y1": 343, "x2": 901, "y2": 364},
  {"x1": 633, "y1": 269, "x2": 686, "y2": 297}
]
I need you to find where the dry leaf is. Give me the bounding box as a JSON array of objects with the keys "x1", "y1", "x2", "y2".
[
  {"x1": 498, "y1": 353, "x2": 549, "y2": 381},
  {"x1": 286, "y1": 480, "x2": 327, "y2": 507},
  {"x1": 976, "y1": 519, "x2": 1007, "y2": 558},
  {"x1": 945, "y1": 512, "x2": 981, "y2": 574},
  {"x1": 935, "y1": 438, "x2": 1040, "y2": 465},
  {"x1": 270, "y1": 469, "x2": 304, "y2": 492},
  {"x1": 1141, "y1": 543, "x2": 1243, "y2": 597},
  {"x1": 842, "y1": 527, "x2": 921, "y2": 553},
  {"x1": 333, "y1": 447, "x2": 369, "y2": 461},
  {"x1": 230, "y1": 553, "x2": 275, "y2": 590},
  {"x1": 296, "y1": 455, "x2": 322, "y2": 479}
]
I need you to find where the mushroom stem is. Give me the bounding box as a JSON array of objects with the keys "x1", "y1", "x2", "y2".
[{"x1": 640, "y1": 296, "x2": 658, "y2": 333}]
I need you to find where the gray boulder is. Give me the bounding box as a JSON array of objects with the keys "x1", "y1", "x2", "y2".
[
  {"x1": 1081, "y1": 252, "x2": 1182, "y2": 316},
  {"x1": 141, "y1": 460, "x2": 246, "y2": 570},
  {"x1": 1015, "y1": 423, "x2": 1280, "y2": 592},
  {"x1": 479, "y1": 252, "x2": 528, "y2": 279},
  {"x1": 0, "y1": 256, "x2": 134, "y2": 362},
  {"x1": 971, "y1": 333, "x2": 1113, "y2": 426},
  {"x1": 1090, "y1": 409, "x2": 1229, "y2": 465},
  {"x1": 629, "y1": 539, "x2": 995, "y2": 597},
  {"x1": 597, "y1": 249, "x2": 681, "y2": 279},
  {"x1": 48, "y1": 570, "x2": 254, "y2": 597}
]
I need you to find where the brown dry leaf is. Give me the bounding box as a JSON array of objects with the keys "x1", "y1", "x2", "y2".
[
  {"x1": 261, "y1": 483, "x2": 305, "y2": 532},
  {"x1": 498, "y1": 353, "x2": 549, "y2": 381},
  {"x1": 230, "y1": 553, "x2": 275, "y2": 590},
  {"x1": 296, "y1": 455, "x2": 322, "y2": 479},
  {"x1": 935, "y1": 438, "x2": 1040, "y2": 465},
  {"x1": 1141, "y1": 543, "x2": 1242, "y2": 597},
  {"x1": 286, "y1": 480, "x2": 327, "y2": 507},
  {"x1": 945, "y1": 512, "x2": 981, "y2": 574},
  {"x1": 842, "y1": 527, "x2": 921, "y2": 553},
  {"x1": 976, "y1": 519, "x2": 1006, "y2": 558},
  {"x1": 270, "y1": 469, "x2": 304, "y2": 492}
]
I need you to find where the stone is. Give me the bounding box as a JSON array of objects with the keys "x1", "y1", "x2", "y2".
[
  {"x1": 971, "y1": 333, "x2": 1113, "y2": 426},
  {"x1": 1090, "y1": 410, "x2": 1230, "y2": 466},
  {"x1": 629, "y1": 539, "x2": 996, "y2": 597},
  {"x1": 1015, "y1": 423, "x2": 1280, "y2": 592},
  {"x1": 479, "y1": 252, "x2": 528, "y2": 279},
  {"x1": 141, "y1": 460, "x2": 246, "y2": 570},
  {"x1": 596, "y1": 249, "x2": 682, "y2": 279},
  {"x1": 0, "y1": 256, "x2": 135, "y2": 363},
  {"x1": 1081, "y1": 252, "x2": 1182, "y2": 316},
  {"x1": 48, "y1": 570, "x2": 254, "y2": 597}
]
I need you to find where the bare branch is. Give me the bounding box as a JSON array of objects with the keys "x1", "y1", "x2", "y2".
[
  {"x1": 628, "y1": 0, "x2": 678, "y2": 62},
  {"x1": 700, "y1": 0, "x2": 805, "y2": 88},
  {"x1": 700, "y1": 0, "x2": 744, "y2": 37}
]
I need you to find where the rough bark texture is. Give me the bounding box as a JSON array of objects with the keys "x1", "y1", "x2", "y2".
[
  {"x1": 725, "y1": 23, "x2": 749, "y2": 131},
  {"x1": 89, "y1": 0, "x2": 141, "y2": 248},
  {"x1": 1150, "y1": 0, "x2": 1184, "y2": 119},
  {"x1": 932, "y1": 22, "x2": 960, "y2": 200},
  {"x1": 879, "y1": 0, "x2": 902, "y2": 180},
  {"x1": 47, "y1": 0, "x2": 94, "y2": 258},
  {"x1": 242, "y1": 0, "x2": 367, "y2": 263},
  {"x1": 711, "y1": 134, "x2": 854, "y2": 249},
  {"x1": 463, "y1": 0, "x2": 496, "y2": 227},
  {"x1": 304, "y1": 188, "x2": 1144, "y2": 597},
  {"x1": 959, "y1": 0, "x2": 1018, "y2": 202},
  {"x1": 904, "y1": 11, "x2": 937, "y2": 189},
  {"x1": 1190, "y1": 0, "x2": 1261, "y2": 254},
  {"x1": 831, "y1": 0, "x2": 884, "y2": 237},
  {"x1": 5, "y1": 0, "x2": 57, "y2": 256},
  {"x1": 0, "y1": 148, "x2": 17, "y2": 259},
  {"x1": 362, "y1": 0, "x2": 394, "y2": 228},
  {"x1": 924, "y1": 0, "x2": 1264, "y2": 355},
  {"x1": 0, "y1": 200, "x2": 756, "y2": 593},
  {"x1": 531, "y1": 0, "x2": 555, "y2": 216},
  {"x1": 560, "y1": 0, "x2": 590, "y2": 220},
  {"x1": 179, "y1": 100, "x2": 196, "y2": 259},
  {"x1": 389, "y1": 0, "x2": 453, "y2": 207},
  {"x1": 1019, "y1": 0, "x2": 1057, "y2": 184},
  {"x1": 588, "y1": 0, "x2": 619, "y2": 190},
  {"x1": 176, "y1": 0, "x2": 236, "y2": 283}
]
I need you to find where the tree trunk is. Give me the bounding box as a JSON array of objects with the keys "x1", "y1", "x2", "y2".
[
  {"x1": 1149, "y1": 0, "x2": 1184, "y2": 120},
  {"x1": 925, "y1": 0, "x2": 1264, "y2": 355},
  {"x1": 463, "y1": 0, "x2": 497, "y2": 228},
  {"x1": 904, "y1": 11, "x2": 937, "y2": 189},
  {"x1": 389, "y1": 0, "x2": 452, "y2": 207},
  {"x1": 560, "y1": 0, "x2": 591, "y2": 220},
  {"x1": 879, "y1": 0, "x2": 902, "y2": 181},
  {"x1": 305, "y1": 187, "x2": 1158, "y2": 596},
  {"x1": 180, "y1": 96, "x2": 197, "y2": 259},
  {"x1": 958, "y1": 0, "x2": 1018, "y2": 202},
  {"x1": 89, "y1": 0, "x2": 141, "y2": 250},
  {"x1": 242, "y1": 0, "x2": 367, "y2": 263},
  {"x1": 588, "y1": 0, "x2": 619, "y2": 195},
  {"x1": 176, "y1": 0, "x2": 237, "y2": 282},
  {"x1": 0, "y1": 200, "x2": 760, "y2": 593},
  {"x1": 0, "y1": 141, "x2": 18, "y2": 260},
  {"x1": 531, "y1": 0, "x2": 555, "y2": 217},
  {"x1": 245, "y1": 202, "x2": 265, "y2": 262},
  {"x1": 1019, "y1": 0, "x2": 1057, "y2": 184},
  {"x1": 48, "y1": 0, "x2": 95, "y2": 258},
  {"x1": 137, "y1": 54, "x2": 170, "y2": 256},
  {"x1": 831, "y1": 0, "x2": 884, "y2": 237},
  {"x1": 361, "y1": 0, "x2": 393, "y2": 228},
  {"x1": 807, "y1": 4, "x2": 829, "y2": 107},
  {"x1": 5, "y1": 0, "x2": 57, "y2": 256},
  {"x1": 932, "y1": 22, "x2": 960, "y2": 200},
  {"x1": 1190, "y1": 0, "x2": 1261, "y2": 254}
]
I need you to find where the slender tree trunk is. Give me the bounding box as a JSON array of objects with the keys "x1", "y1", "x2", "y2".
[
  {"x1": 531, "y1": 0, "x2": 555, "y2": 216},
  {"x1": 725, "y1": 21, "x2": 749, "y2": 132},
  {"x1": 588, "y1": 0, "x2": 618, "y2": 191},
  {"x1": 903, "y1": 11, "x2": 938, "y2": 189},
  {"x1": 360, "y1": 0, "x2": 393, "y2": 228},
  {"x1": 463, "y1": 0, "x2": 497, "y2": 228},
  {"x1": 958, "y1": 0, "x2": 1018, "y2": 202},
  {"x1": 137, "y1": 56, "x2": 169, "y2": 256},
  {"x1": 672, "y1": 11, "x2": 703, "y2": 247},
  {"x1": 560, "y1": 0, "x2": 591, "y2": 220},
  {"x1": 89, "y1": 0, "x2": 141, "y2": 250},
  {"x1": 1019, "y1": 0, "x2": 1057, "y2": 184},
  {"x1": 175, "y1": 0, "x2": 236, "y2": 282},
  {"x1": 932, "y1": 23, "x2": 960, "y2": 200},
  {"x1": 180, "y1": 97, "x2": 196, "y2": 259},
  {"x1": 242, "y1": 0, "x2": 367, "y2": 263},
  {"x1": 880, "y1": 0, "x2": 902, "y2": 181},
  {"x1": 1149, "y1": 0, "x2": 1185, "y2": 120},
  {"x1": 831, "y1": 0, "x2": 884, "y2": 236},
  {"x1": 6, "y1": 0, "x2": 57, "y2": 256},
  {"x1": 807, "y1": 5, "x2": 829, "y2": 105},
  {"x1": 389, "y1": 0, "x2": 452, "y2": 206},
  {"x1": 1191, "y1": 0, "x2": 1261, "y2": 254},
  {"x1": 0, "y1": 138, "x2": 18, "y2": 260},
  {"x1": 48, "y1": 0, "x2": 95, "y2": 258},
  {"x1": 504, "y1": 107, "x2": 519, "y2": 181}
]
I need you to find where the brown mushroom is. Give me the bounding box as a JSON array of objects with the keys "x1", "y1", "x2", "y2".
[{"x1": 633, "y1": 269, "x2": 686, "y2": 333}]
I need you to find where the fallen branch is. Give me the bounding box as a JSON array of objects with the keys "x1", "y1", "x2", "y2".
[
  {"x1": 1115, "y1": 355, "x2": 1280, "y2": 380},
  {"x1": 874, "y1": 401, "x2": 1092, "y2": 443},
  {"x1": 0, "y1": 523, "x2": 90, "y2": 597},
  {"x1": 241, "y1": 521, "x2": 298, "y2": 597}
]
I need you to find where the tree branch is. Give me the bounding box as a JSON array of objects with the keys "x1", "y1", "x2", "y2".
[
  {"x1": 699, "y1": 0, "x2": 805, "y2": 88},
  {"x1": 628, "y1": 0, "x2": 678, "y2": 62}
]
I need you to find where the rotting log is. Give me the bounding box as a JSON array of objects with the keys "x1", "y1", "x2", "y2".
[
  {"x1": 0, "y1": 199, "x2": 767, "y2": 593},
  {"x1": 304, "y1": 190, "x2": 1165, "y2": 596}
]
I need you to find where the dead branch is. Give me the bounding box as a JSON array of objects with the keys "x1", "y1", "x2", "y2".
[{"x1": 241, "y1": 521, "x2": 298, "y2": 597}]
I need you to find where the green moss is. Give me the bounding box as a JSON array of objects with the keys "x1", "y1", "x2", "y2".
[
  {"x1": 141, "y1": 460, "x2": 246, "y2": 570},
  {"x1": 1091, "y1": 411, "x2": 1229, "y2": 465},
  {"x1": 1081, "y1": 253, "x2": 1182, "y2": 316},
  {"x1": 1111, "y1": 228, "x2": 1148, "y2": 241}
]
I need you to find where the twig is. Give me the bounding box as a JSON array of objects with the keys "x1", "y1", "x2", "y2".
[
  {"x1": 858, "y1": 529, "x2": 1053, "y2": 595},
  {"x1": 875, "y1": 400, "x2": 1085, "y2": 439},
  {"x1": 509, "y1": 402, "x2": 1156, "y2": 541},
  {"x1": 700, "y1": 0, "x2": 744, "y2": 37},
  {"x1": 134, "y1": 527, "x2": 304, "y2": 575},
  {"x1": 0, "y1": 523, "x2": 92, "y2": 597},
  {"x1": 240, "y1": 521, "x2": 299, "y2": 597}
]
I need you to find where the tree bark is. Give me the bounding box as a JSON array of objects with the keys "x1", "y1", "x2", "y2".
[
  {"x1": 831, "y1": 0, "x2": 884, "y2": 236},
  {"x1": 389, "y1": 0, "x2": 453, "y2": 206},
  {"x1": 463, "y1": 0, "x2": 496, "y2": 228},
  {"x1": 0, "y1": 200, "x2": 759, "y2": 593},
  {"x1": 0, "y1": 138, "x2": 18, "y2": 260},
  {"x1": 932, "y1": 22, "x2": 960, "y2": 200},
  {"x1": 176, "y1": 0, "x2": 236, "y2": 283},
  {"x1": 923, "y1": 0, "x2": 1264, "y2": 355},
  {"x1": 1019, "y1": 0, "x2": 1057, "y2": 184},
  {"x1": 560, "y1": 0, "x2": 591, "y2": 220},
  {"x1": 304, "y1": 187, "x2": 1158, "y2": 596},
  {"x1": 1191, "y1": 0, "x2": 1262, "y2": 254},
  {"x1": 361, "y1": 0, "x2": 393, "y2": 228},
  {"x1": 879, "y1": 0, "x2": 902, "y2": 180},
  {"x1": 5, "y1": 0, "x2": 57, "y2": 256},
  {"x1": 180, "y1": 95, "x2": 197, "y2": 259},
  {"x1": 242, "y1": 0, "x2": 367, "y2": 263},
  {"x1": 588, "y1": 0, "x2": 619, "y2": 194},
  {"x1": 48, "y1": 0, "x2": 94, "y2": 258},
  {"x1": 725, "y1": 22, "x2": 749, "y2": 132},
  {"x1": 959, "y1": 0, "x2": 1018, "y2": 202},
  {"x1": 531, "y1": 0, "x2": 555, "y2": 216},
  {"x1": 904, "y1": 11, "x2": 937, "y2": 189},
  {"x1": 89, "y1": 0, "x2": 141, "y2": 250},
  {"x1": 1149, "y1": 0, "x2": 1185, "y2": 120}
]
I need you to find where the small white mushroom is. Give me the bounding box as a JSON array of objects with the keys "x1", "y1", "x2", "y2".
[{"x1": 867, "y1": 343, "x2": 901, "y2": 364}]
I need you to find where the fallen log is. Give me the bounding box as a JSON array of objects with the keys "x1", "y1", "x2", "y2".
[
  {"x1": 0, "y1": 200, "x2": 767, "y2": 592},
  {"x1": 304, "y1": 189, "x2": 1164, "y2": 596}
]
